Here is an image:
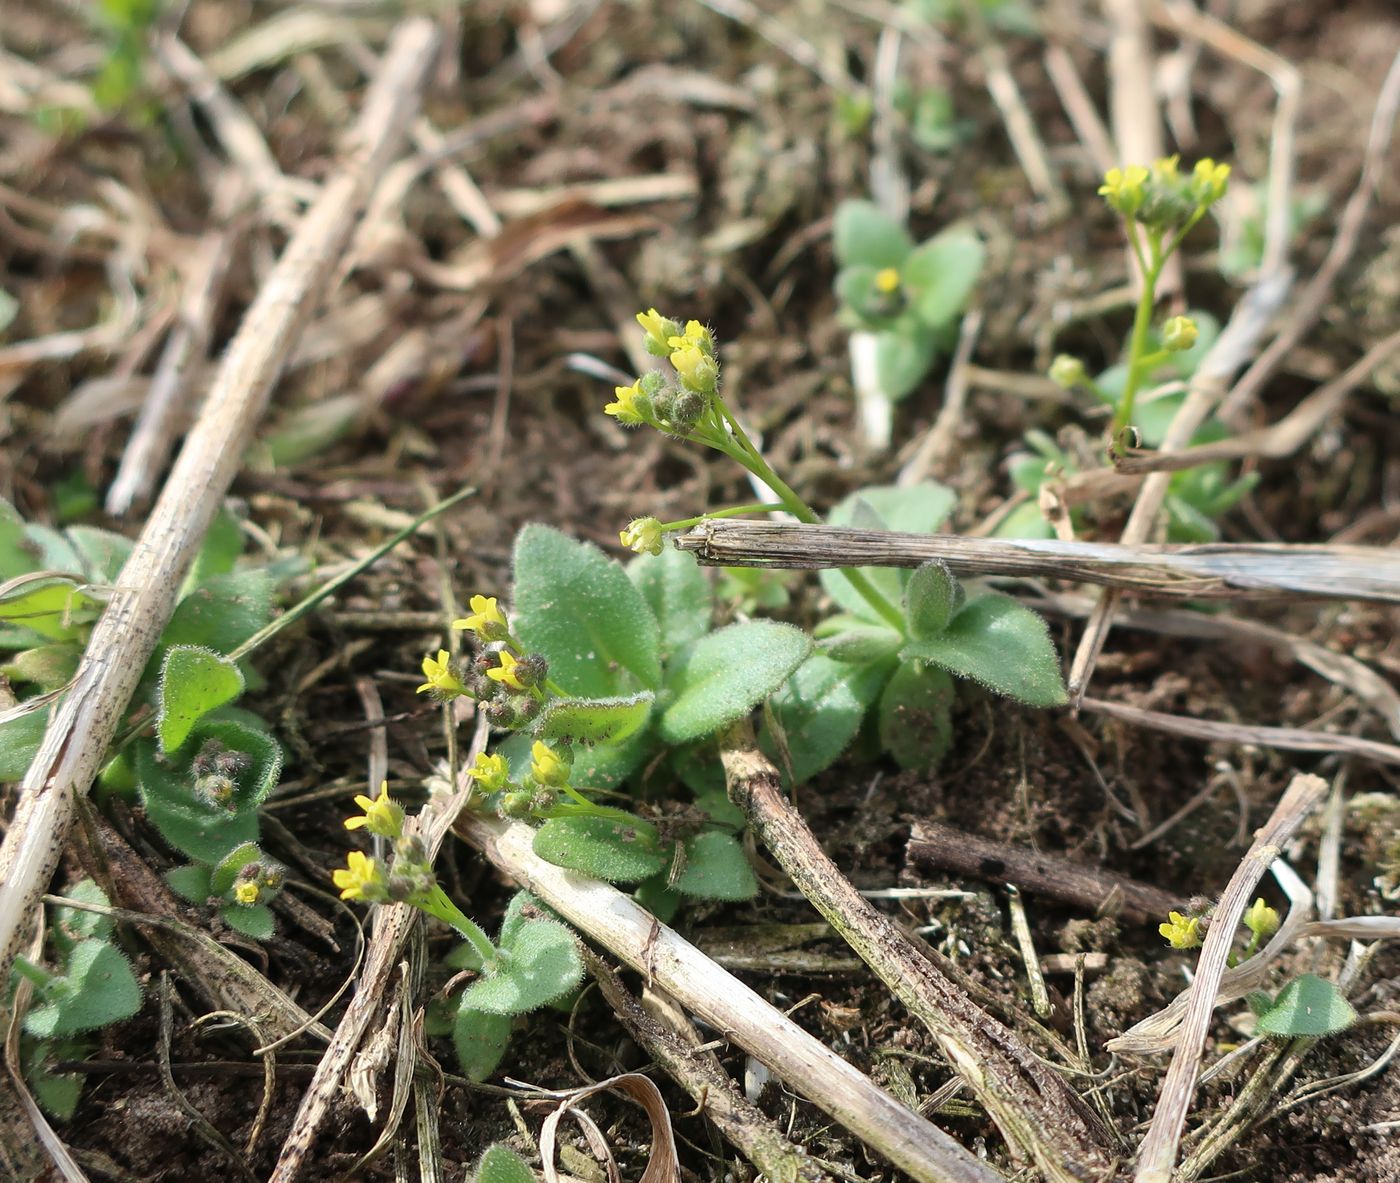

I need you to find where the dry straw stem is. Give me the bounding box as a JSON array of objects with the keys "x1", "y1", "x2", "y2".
[
  {"x1": 1133, "y1": 773, "x2": 1327, "y2": 1183},
  {"x1": 456, "y1": 813, "x2": 1005, "y2": 1183},
  {"x1": 673, "y1": 519, "x2": 1400, "y2": 604},
  {"x1": 716, "y1": 726, "x2": 1115, "y2": 1183},
  {"x1": 0, "y1": 15, "x2": 440, "y2": 1005}
]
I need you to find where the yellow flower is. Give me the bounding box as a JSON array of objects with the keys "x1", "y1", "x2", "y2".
[
  {"x1": 466, "y1": 751, "x2": 511, "y2": 793},
  {"x1": 1159, "y1": 910, "x2": 1204, "y2": 950},
  {"x1": 333, "y1": 850, "x2": 388, "y2": 901},
  {"x1": 666, "y1": 319, "x2": 714, "y2": 355},
  {"x1": 605, "y1": 379, "x2": 648, "y2": 426},
  {"x1": 344, "y1": 781, "x2": 405, "y2": 839},
  {"x1": 636, "y1": 308, "x2": 680, "y2": 356},
  {"x1": 874, "y1": 267, "x2": 901, "y2": 294},
  {"x1": 233, "y1": 882, "x2": 260, "y2": 906},
  {"x1": 1243, "y1": 897, "x2": 1280, "y2": 942},
  {"x1": 669, "y1": 344, "x2": 718, "y2": 396},
  {"x1": 1162, "y1": 315, "x2": 1198, "y2": 352},
  {"x1": 530, "y1": 740, "x2": 569, "y2": 787},
  {"x1": 620, "y1": 517, "x2": 664, "y2": 556},
  {"x1": 453, "y1": 594, "x2": 509, "y2": 641},
  {"x1": 485, "y1": 649, "x2": 526, "y2": 691},
  {"x1": 1151, "y1": 154, "x2": 1181, "y2": 182},
  {"x1": 1098, "y1": 164, "x2": 1149, "y2": 215},
  {"x1": 417, "y1": 650, "x2": 468, "y2": 698},
  {"x1": 1190, "y1": 158, "x2": 1231, "y2": 206}
]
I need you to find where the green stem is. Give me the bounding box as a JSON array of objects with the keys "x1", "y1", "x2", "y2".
[
  {"x1": 12, "y1": 955, "x2": 56, "y2": 993},
  {"x1": 414, "y1": 884, "x2": 499, "y2": 968},
  {"x1": 660, "y1": 502, "x2": 778, "y2": 532},
  {"x1": 713, "y1": 402, "x2": 907, "y2": 633},
  {"x1": 1111, "y1": 228, "x2": 1165, "y2": 436}
]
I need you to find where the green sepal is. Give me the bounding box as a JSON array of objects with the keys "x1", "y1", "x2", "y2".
[
  {"x1": 209, "y1": 840, "x2": 263, "y2": 896},
  {"x1": 512, "y1": 525, "x2": 661, "y2": 695},
  {"x1": 879, "y1": 662, "x2": 954, "y2": 771},
  {"x1": 532, "y1": 814, "x2": 668, "y2": 883},
  {"x1": 899, "y1": 594, "x2": 1067, "y2": 707},
  {"x1": 659, "y1": 620, "x2": 811, "y2": 744},
  {"x1": 535, "y1": 693, "x2": 654, "y2": 746},
  {"x1": 157, "y1": 645, "x2": 245, "y2": 754},
  {"x1": 903, "y1": 560, "x2": 965, "y2": 640}
]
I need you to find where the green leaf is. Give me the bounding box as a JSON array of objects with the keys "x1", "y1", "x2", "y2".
[
  {"x1": 0, "y1": 576, "x2": 100, "y2": 641},
  {"x1": 820, "y1": 482, "x2": 957, "y2": 623},
  {"x1": 900, "y1": 594, "x2": 1067, "y2": 707},
  {"x1": 532, "y1": 815, "x2": 668, "y2": 883},
  {"x1": 659, "y1": 621, "x2": 811, "y2": 744},
  {"x1": 25, "y1": 940, "x2": 142, "y2": 1038},
  {"x1": 52, "y1": 880, "x2": 116, "y2": 950},
  {"x1": 164, "y1": 864, "x2": 212, "y2": 904},
  {"x1": 190, "y1": 511, "x2": 246, "y2": 584},
  {"x1": 628, "y1": 547, "x2": 712, "y2": 654},
  {"x1": 833, "y1": 200, "x2": 913, "y2": 268},
  {"x1": 157, "y1": 646, "x2": 245, "y2": 754},
  {"x1": 0, "y1": 500, "x2": 39, "y2": 579},
  {"x1": 879, "y1": 662, "x2": 954, "y2": 770},
  {"x1": 28, "y1": 1040, "x2": 86, "y2": 1120},
  {"x1": 874, "y1": 330, "x2": 937, "y2": 401},
  {"x1": 160, "y1": 569, "x2": 274, "y2": 654},
  {"x1": 535, "y1": 693, "x2": 653, "y2": 746},
  {"x1": 760, "y1": 654, "x2": 890, "y2": 783},
  {"x1": 513, "y1": 525, "x2": 661, "y2": 696},
  {"x1": 134, "y1": 720, "x2": 282, "y2": 863},
  {"x1": 474, "y1": 1144, "x2": 538, "y2": 1183},
  {"x1": 819, "y1": 624, "x2": 903, "y2": 664},
  {"x1": 220, "y1": 903, "x2": 275, "y2": 940},
  {"x1": 1255, "y1": 974, "x2": 1357, "y2": 1038},
  {"x1": 671, "y1": 830, "x2": 757, "y2": 900},
  {"x1": 0, "y1": 706, "x2": 48, "y2": 781},
  {"x1": 64, "y1": 526, "x2": 132, "y2": 584},
  {"x1": 1, "y1": 642, "x2": 81, "y2": 690},
  {"x1": 903, "y1": 561, "x2": 965, "y2": 639},
  {"x1": 902, "y1": 227, "x2": 985, "y2": 327},
  {"x1": 209, "y1": 841, "x2": 263, "y2": 896},
  {"x1": 454, "y1": 1005, "x2": 513, "y2": 1082},
  {"x1": 462, "y1": 918, "x2": 583, "y2": 1016}
]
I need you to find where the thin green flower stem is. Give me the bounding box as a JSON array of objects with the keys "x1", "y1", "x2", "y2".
[
  {"x1": 11, "y1": 954, "x2": 55, "y2": 992},
  {"x1": 415, "y1": 884, "x2": 498, "y2": 968},
  {"x1": 712, "y1": 401, "x2": 907, "y2": 633},
  {"x1": 1111, "y1": 227, "x2": 1165, "y2": 436},
  {"x1": 660, "y1": 503, "x2": 780, "y2": 532}
]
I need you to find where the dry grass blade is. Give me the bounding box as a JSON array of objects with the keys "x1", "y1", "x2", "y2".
[
  {"x1": 0, "y1": 16, "x2": 439, "y2": 995},
  {"x1": 673, "y1": 519, "x2": 1400, "y2": 603},
  {"x1": 1079, "y1": 697, "x2": 1400, "y2": 767},
  {"x1": 1133, "y1": 774, "x2": 1327, "y2": 1183},
  {"x1": 456, "y1": 813, "x2": 1005, "y2": 1183},
  {"x1": 538, "y1": 1074, "x2": 680, "y2": 1183}
]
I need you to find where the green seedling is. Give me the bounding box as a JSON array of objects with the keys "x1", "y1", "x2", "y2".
[
  {"x1": 1250, "y1": 974, "x2": 1357, "y2": 1039},
  {"x1": 832, "y1": 199, "x2": 985, "y2": 445},
  {"x1": 472, "y1": 1144, "x2": 539, "y2": 1183},
  {"x1": 12, "y1": 881, "x2": 142, "y2": 1118}
]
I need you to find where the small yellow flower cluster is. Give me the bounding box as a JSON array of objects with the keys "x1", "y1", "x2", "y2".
[
  {"x1": 454, "y1": 595, "x2": 509, "y2": 642},
  {"x1": 467, "y1": 751, "x2": 511, "y2": 793},
  {"x1": 1099, "y1": 157, "x2": 1231, "y2": 227},
  {"x1": 333, "y1": 849, "x2": 389, "y2": 902},
  {"x1": 605, "y1": 310, "x2": 721, "y2": 434},
  {"x1": 620, "y1": 516, "x2": 664, "y2": 556},
  {"x1": 344, "y1": 781, "x2": 405, "y2": 839},
  {"x1": 234, "y1": 882, "x2": 261, "y2": 906},
  {"x1": 1159, "y1": 909, "x2": 1204, "y2": 950}
]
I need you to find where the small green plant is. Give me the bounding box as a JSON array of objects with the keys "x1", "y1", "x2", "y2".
[
  {"x1": 832, "y1": 200, "x2": 985, "y2": 434},
  {"x1": 472, "y1": 1144, "x2": 538, "y2": 1183},
  {"x1": 0, "y1": 500, "x2": 295, "y2": 936},
  {"x1": 1001, "y1": 158, "x2": 1255, "y2": 541},
  {"x1": 332, "y1": 785, "x2": 583, "y2": 1081},
  {"x1": 12, "y1": 881, "x2": 142, "y2": 1118}
]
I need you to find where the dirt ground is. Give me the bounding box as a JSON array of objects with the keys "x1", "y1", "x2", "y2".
[{"x1": 3, "y1": 0, "x2": 1400, "y2": 1180}]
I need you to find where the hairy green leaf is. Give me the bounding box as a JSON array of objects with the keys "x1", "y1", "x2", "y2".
[
  {"x1": 879, "y1": 662, "x2": 954, "y2": 770},
  {"x1": 536, "y1": 693, "x2": 653, "y2": 746},
  {"x1": 903, "y1": 561, "x2": 964, "y2": 640},
  {"x1": 161, "y1": 569, "x2": 275, "y2": 654},
  {"x1": 671, "y1": 830, "x2": 757, "y2": 901},
  {"x1": 819, "y1": 623, "x2": 903, "y2": 664},
  {"x1": 0, "y1": 576, "x2": 100, "y2": 642},
  {"x1": 462, "y1": 918, "x2": 582, "y2": 1016},
  {"x1": 158, "y1": 646, "x2": 245, "y2": 754},
  {"x1": 221, "y1": 903, "x2": 275, "y2": 939},
  {"x1": 474, "y1": 1143, "x2": 538, "y2": 1183},
  {"x1": 164, "y1": 864, "x2": 212, "y2": 904},
  {"x1": 1256, "y1": 974, "x2": 1357, "y2": 1038},
  {"x1": 628, "y1": 546, "x2": 712, "y2": 654},
  {"x1": 659, "y1": 621, "x2": 811, "y2": 744},
  {"x1": 513, "y1": 525, "x2": 661, "y2": 695},
  {"x1": 0, "y1": 706, "x2": 49, "y2": 781},
  {"x1": 454, "y1": 1005, "x2": 513, "y2": 1082},
  {"x1": 833, "y1": 200, "x2": 913, "y2": 268},
  {"x1": 902, "y1": 227, "x2": 985, "y2": 327},
  {"x1": 532, "y1": 814, "x2": 668, "y2": 883},
  {"x1": 874, "y1": 329, "x2": 937, "y2": 402},
  {"x1": 760, "y1": 654, "x2": 890, "y2": 784},
  {"x1": 900, "y1": 594, "x2": 1067, "y2": 707},
  {"x1": 24, "y1": 940, "x2": 142, "y2": 1038}
]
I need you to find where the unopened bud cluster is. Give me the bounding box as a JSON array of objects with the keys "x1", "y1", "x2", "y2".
[
  {"x1": 607, "y1": 311, "x2": 721, "y2": 436},
  {"x1": 1098, "y1": 156, "x2": 1231, "y2": 229}
]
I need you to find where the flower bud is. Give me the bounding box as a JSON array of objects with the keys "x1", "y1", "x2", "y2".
[
  {"x1": 1049, "y1": 354, "x2": 1087, "y2": 390},
  {"x1": 1162, "y1": 315, "x2": 1198, "y2": 353},
  {"x1": 620, "y1": 517, "x2": 665, "y2": 556},
  {"x1": 513, "y1": 653, "x2": 549, "y2": 690},
  {"x1": 499, "y1": 789, "x2": 535, "y2": 819}
]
